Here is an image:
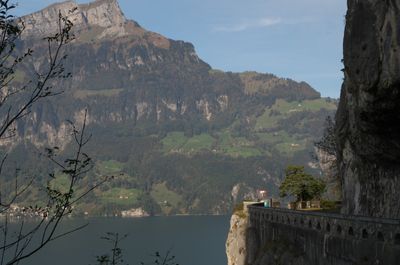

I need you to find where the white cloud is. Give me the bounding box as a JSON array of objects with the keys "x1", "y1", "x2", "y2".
[
  {"x1": 213, "y1": 17, "x2": 282, "y2": 32},
  {"x1": 258, "y1": 18, "x2": 282, "y2": 27}
]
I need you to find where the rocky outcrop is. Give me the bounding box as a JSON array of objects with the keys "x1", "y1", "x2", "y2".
[
  {"x1": 22, "y1": 0, "x2": 127, "y2": 39},
  {"x1": 231, "y1": 184, "x2": 258, "y2": 206},
  {"x1": 21, "y1": 0, "x2": 170, "y2": 48},
  {"x1": 121, "y1": 207, "x2": 149, "y2": 217},
  {"x1": 226, "y1": 204, "x2": 258, "y2": 265},
  {"x1": 336, "y1": 0, "x2": 400, "y2": 218},
  {"x1": 226, "y1": 212, "x2": 248, "y2": 265},
  {"x1": 316, "y1": 148, "x2": 341, "y2": 201}
]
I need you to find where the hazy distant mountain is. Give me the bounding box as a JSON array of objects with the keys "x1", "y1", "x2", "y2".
[{"x1": 3, "y1": 0, "x2": 336, "y2": 216}]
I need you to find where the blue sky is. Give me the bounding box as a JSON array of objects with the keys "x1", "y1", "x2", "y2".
[{"x1": 15, "y1": 0, "x2": 347, "y2": 98}]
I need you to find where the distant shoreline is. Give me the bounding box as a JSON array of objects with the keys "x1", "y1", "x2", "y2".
[{"x1": 3, "y1": 213, "x2": 230, "y2": 223}]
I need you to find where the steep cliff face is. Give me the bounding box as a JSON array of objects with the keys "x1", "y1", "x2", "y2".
[
  {"x1": 226, "y1": 213, "x2": 249, "y2": 265},
  {"x1": 336, "y1": 0, "x2": 400, "y2": 218},
  {"x1": 226, "y1": 205, "x2": 258, "y2": 265},
  {"x1": 22, "y1": 0, "x2": 129, "y2": 40}
]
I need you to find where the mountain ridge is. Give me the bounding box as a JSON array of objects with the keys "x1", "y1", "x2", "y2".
[
  {"x1": 5, "y1": 0, "x2": 334, "y2": 216},
  {"x1": 22, "y1": 0, "x2": 158, "y2": 43}
]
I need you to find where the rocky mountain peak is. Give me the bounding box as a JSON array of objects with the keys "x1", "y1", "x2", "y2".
[
  {"x1": 76, "y1": 0, "x2": 126, "y2": 28},
  {"x1": 21, "y1": 0, "x2": 130, "y2": 40}
]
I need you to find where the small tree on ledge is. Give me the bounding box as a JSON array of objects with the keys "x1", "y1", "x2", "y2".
[{"x1": 279, "y1": 165, "x2": 326, "y2": 202}]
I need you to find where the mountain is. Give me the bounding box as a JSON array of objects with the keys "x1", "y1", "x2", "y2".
[{"x1": 2, "y1": 0, "x2": 336, "y2": 216}]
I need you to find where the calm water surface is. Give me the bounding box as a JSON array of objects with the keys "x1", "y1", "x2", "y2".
[{"x1": 22, "y1": 215, "x2": 230, "y2": 265}]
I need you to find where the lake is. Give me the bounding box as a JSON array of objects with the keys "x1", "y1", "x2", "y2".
[{"x1": 20, "y1": 215, "x2": 230, "y2": 265}]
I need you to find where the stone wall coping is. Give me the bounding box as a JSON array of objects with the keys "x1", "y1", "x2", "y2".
[{"x1": 248, "y1": 204, "x2": 400, "y2": 225}]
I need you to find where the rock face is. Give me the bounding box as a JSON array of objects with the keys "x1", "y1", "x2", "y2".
[
  {"x1": 21, "y1": 0, "x2": 170, "y2": 48},
  {"x1": 316, "y1": 148, "x2": 340, "y2": 201},
  {"x1": 22, "y1": 0, "x2": 128, "y2": 39},
  {"x1": 226, "y1": 213, "x2": 248, "y2": 265},
  {"x1": 225, "y1": 205, "x2": 258, "y2": 265},
  {"x1": 336, "y1": 0, "x2": 400, "y2": 218},
  {"x1": 121, "y1": 207, "x2": 149, "y2": 217}
]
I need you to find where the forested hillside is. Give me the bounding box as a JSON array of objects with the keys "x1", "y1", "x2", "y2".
[{"x1": 1, "y1": 0, "x2": 337, "y2": 215}]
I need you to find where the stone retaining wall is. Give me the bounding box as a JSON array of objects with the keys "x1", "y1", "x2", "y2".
[{"x1": 248, "y1": 204, "x2": 400, "y2": 265}]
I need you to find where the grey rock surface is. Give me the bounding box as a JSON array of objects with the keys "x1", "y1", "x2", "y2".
[
  {"x1": 21, "y1": 0, "x2": 131, "y2": 40},
  {"x1": 226, "y1": 213, "x2": 249, "y2": 265},
  {"x1": 336, "y1": 0, "x2": 400, "y2": 218}
]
